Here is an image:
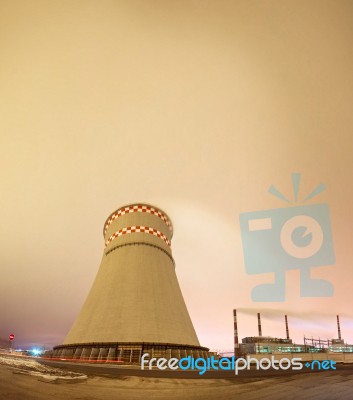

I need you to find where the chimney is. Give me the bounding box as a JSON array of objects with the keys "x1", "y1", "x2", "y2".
[
  {"x1": 257, "y1": 313, "x2": 262, "y2": 337},
  {"x1": 285, "y1": 315, "x2": 290, "y2": 340},
  {"x1": 233, "y1": 309, "x2": 239, "y2": 357},
  {"x1": 337, "y1": 315, "x2": 342, "y2": 340}
]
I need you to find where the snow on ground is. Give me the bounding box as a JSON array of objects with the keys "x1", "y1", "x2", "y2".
[{"x1": 0, "y1": 354, "x2": 87, "y2": 383}]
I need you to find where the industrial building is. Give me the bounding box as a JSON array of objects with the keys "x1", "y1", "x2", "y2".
[
  {"x1": 233, "y1": 310, "x2": 352, "y2": 355},
  {"x1": 304, "y1": 316, "x2": 353, "y2": 353},
  {"x1": 50, "y1": 204, "x2": 208, "y2": 363},
  {"x1": 235, "y1": 312, "x2": 310, "y2": 355},
  {"x1": 240, "y1": 336, "x2": 309, "y2": 354}
]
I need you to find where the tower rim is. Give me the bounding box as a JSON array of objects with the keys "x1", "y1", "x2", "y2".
[{"x1": 103, "y1": 203, "x2": 174, "y2": 237}]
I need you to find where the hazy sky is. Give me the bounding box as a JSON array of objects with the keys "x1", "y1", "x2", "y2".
[{"x1": 1, "y1": 0, "x2": 352, "y2": 351}]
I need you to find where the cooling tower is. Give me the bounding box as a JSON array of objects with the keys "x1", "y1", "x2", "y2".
[{"x1": 52, "y1": 204, "x2": 208, "y2": 362}]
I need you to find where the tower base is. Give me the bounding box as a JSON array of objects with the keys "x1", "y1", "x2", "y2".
[{"x1": 48, "y1": 342, "x2": 210, "y2": 363}]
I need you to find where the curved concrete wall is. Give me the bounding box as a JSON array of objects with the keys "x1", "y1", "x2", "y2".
[{"x1": 63, "y1": 204, "x2": 200, "y2": 347}]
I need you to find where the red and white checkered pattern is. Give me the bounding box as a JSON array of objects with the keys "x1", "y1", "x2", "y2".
[
  {"x1": 104, "y1": 205, "x2": 172, "y2": 235},
  {"x1": 105, "y1": 226, "x2": 171, "y2": 248}
]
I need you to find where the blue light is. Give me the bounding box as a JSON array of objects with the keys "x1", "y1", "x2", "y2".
[{"x1": 30, "y1": 348, "x2": 43, "y2": 356}]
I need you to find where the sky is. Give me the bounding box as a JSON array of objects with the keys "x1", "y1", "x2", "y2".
[{"x1": 0, "y1": 0, "x2": 352, "y2": 351}]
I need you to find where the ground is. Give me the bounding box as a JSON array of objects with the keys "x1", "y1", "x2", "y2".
[{"x1": 0, "y1": 356, "x2": 352, "y2": 400}]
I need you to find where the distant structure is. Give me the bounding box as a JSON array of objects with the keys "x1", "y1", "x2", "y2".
[
  {"x1": 52, "y1": 204, "x2": 208, "y2": 362},
  {"x1": 328, "y1": 314, "x2": 347, "y2": 352},
  {"x1": 240, "y1": 312, "x2": 307, "y2": 354},
  {"x1": 233, "y1": 309, "x2": 239, "y2": 357},
  {"x1": 305, "y1": 315, "x2": 353, "y2": 353},
  {"x1": 257, "y1": 313, "x2": 262, "y2": 337},
  {"x1": 234, "y1": 311, "x2": 312, "y2": 354},
  {"x1": 234, "y1": 310, "x2": 353, "y2": 355},
  {"x1": 285, "y1": 315, "x2": 290, "y2": 340}
]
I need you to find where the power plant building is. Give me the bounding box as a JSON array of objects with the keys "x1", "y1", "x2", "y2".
[
  {"x1": 240, "y1": 336, "x2": 308, "y2": 354},
  {"x1": 51, "y1": 204, "x2": 208, "y2": 363},
  {"x1": 238, "y1": 314, "x2": 309, "y2": 354},
  {"x1": 234, "y1": 311, "x2": 352, "y2": 356}
]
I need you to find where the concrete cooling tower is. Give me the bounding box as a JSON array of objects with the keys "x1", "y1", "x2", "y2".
[{"x1": 52, "y1": 204, "x2": 208, "y2": 362}]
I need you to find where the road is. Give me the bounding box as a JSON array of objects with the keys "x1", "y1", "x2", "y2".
[{"x1": 38, "y1": 358, "x2": 353, "y2": 380}]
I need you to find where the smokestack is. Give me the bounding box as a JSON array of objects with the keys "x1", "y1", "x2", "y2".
[
  {"x1": 233, "y1": 309, "x2": 239, "y2": 357},
  {"x1": 257, "y1": 313, "x2": 262, "y2": 337},
  {"x1": 285, "y1": 315, "x2": 290, "y2": 340},
  {"x1": 337, "y1": 315, "x2": 342, "y2": 340}
]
